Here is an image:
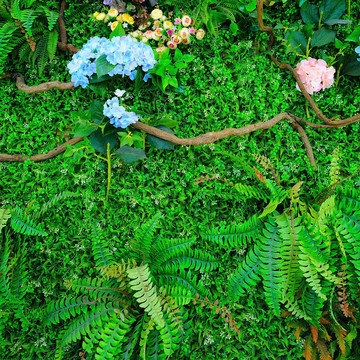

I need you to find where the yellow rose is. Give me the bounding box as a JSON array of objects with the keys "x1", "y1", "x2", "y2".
[
  {"x1": 95, "y1": 13, "x2": 106, "y2": 21},
  {"x1": 122, "y1": 14, "x2": 134, "y2": 24},
  {"x1": 163, "y1": 21, "x2": 173, "y2": 29},
  {"x1": 93, "y1": 12, "x2": 100, "y2": 17},
  {"x1": 108, "y1": 9, "x2": 119, "y2": 17},
  {"x1": 110, "y1": 21, "x2": 118, "y2": 31},
  {"x1": 150, "y1": 9, "x2": 163, "y2": 20},
  {"x1": 116, "y1": 15, "x2": 123, "y2": 22}
]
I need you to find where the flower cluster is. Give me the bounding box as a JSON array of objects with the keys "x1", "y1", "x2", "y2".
[
  {"x1": 67, "y1": 35, "x2": 156, "y2": 88},
  {"x1": 103, "y1": 91, "x2": 139, "y2": 128},
  {"x1": 128, "y1": 9, "x2": 205, "y2": 52},
  {"x1": 295, "y1": 57, "x2": 335, "y2": 95},
  {"x1": 93, "y1": 7, "x2": 136, "y2": 31}
]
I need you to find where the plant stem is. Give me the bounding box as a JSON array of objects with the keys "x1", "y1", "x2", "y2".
[
  {"x1": 305, "y1": 104, "x2": 310, "y2": 119},
  {"x1": 106, "y1": 142, "x2": 111, "y2": 203},
  {"x1": 318, "y1": 10, "x2": 323, "y2": 29},
  {"x1": 335, "y1": 64, "x2": 343, "y2": 87}
]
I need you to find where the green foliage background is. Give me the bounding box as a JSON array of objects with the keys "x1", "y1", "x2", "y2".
[{"x1": 0, "y1": 0, "x2": 360, "y2": 359}]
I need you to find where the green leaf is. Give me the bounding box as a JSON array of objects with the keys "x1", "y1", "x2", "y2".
[
  {"x1": 319, "y1": 0, "x2": 345, "y2": 24},
  {"x1": 74, "y1": 121, "x2": 97, "y2": 137},
  {"x1": 345, "y1": 26, "x2": 360, "y2": 42},
  {"x1": 182, "y1": 54, "x2": 196, "y2": 63},
  {"x1": 90, "y1": 100, "x2": 105, "y2": 124},
  {"x1": 89, "y1": 129, "x2": 117, "y2": 155},
  {"x1": 174, "y1": 48, "x2": 183, "y2": 61},
  {"x1": 334, "y1": 38, "x2": 344, "y2": 49},
  {"x1": 96, "y1": 54, "x2": 116, "y2": 78},
  {"x1": 342, "y1": 54, "x2": 360, "y2": 76},
  {"x1": 115, "y1": 146, "x2": 147, "y2": 163},
  {"x1": 310, "y1": 28, "x2": 336, "y2": 48},
  {"x1": 229, "y1": 22, "x2": 239, "y2": 35},
  {"x1": 155, "y1": 117, "x2": 179, "y2": 128},
  {"x1": 168, "y1": 77, "x2": 178, "y2": 88},
  {"x1": 284, "y1": 31, "x2": 307, "y2": 55},
  {"x1": 146, "y1": 126, "x2": 174, "y2": 150},
  {"x1": 89, "y1": 74, "x2": 111, "y2": 84},
  {"x1": 110, "y1": 22, "x2": 125, "y2": 39},
  {"x1": 175, "y1": 61, "x2": 187, "y2": 69},
  {"x1": 300, "y1": 4, "x2": 319, "y2": 25}
]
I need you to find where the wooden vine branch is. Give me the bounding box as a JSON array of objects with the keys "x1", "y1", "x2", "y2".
[
  {"x1": 1, "y1": 0, "x2": 360, "y2": 168},
  {"x1": 57, "y1": 0, "x2": 80, "y2": 54},
  {"x1": 6, "y1": 73, "x2": 75, "y2": 94},
  {"x1": 0, "y1": 137, "x2": 83, "y2": 162}
]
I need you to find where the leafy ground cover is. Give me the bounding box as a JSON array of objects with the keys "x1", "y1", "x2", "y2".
[{"x1": 1, "y1": 0, "x2": 360, "y2": 359}]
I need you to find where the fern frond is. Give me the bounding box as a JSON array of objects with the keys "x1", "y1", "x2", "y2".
[
  {"x1": 92, "y1": 223, "x2": 116, "y2": 269},
  {"x1": 258, "y1": 217, "x2": 283, "y2": 316},
  {"x1": 159, "y1": 311, "x2": 180, "y2": 356},
  {"x1": 205, "y1": 214, "x2": 263, "y2": 248},
  {"x1": 10, "y1": 206, "x2": 47, "y2": 236},
  {"x1": 302, "y1": 285, "x2": 326, "y2": 324},
  {"x1": 0, "y1": 208, "x2": 11, "y2": 232},
  {"x1": 44, "y1": 296, "x2": 88, "y2": 325},
  {"x1": 94, "y1": 313, "x2": 135, "y2": 360},
  {"x1": 234, "y1": 182, "x2": 268, "y2": 200},
  {"x1": 228, "y1": 245, "x2": 261, "y2": 298},
  {"x1": 127, "y1": 264, "x2": 165, "y2": 328},
  {"x1": 36, "y1": 191, "x2": 80, "y2": 218},
  {"x1": 47, "y1": 29, "x2": 57, "y2": 61},
  {"x1": 134, "y1": 212, "x2": 162, "y2": 263},
  {"x1": 151, "y1": 237, "x2": 196, "y2": 270},
  {"x1": 329, "y1": 147, "x2": 340, "y2": 184},
  {"x1": 119, "y1": 320, "x2": 142, "y2": 360}
]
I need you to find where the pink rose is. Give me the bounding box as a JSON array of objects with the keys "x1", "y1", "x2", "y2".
[
  {"x1": 167, "y1": 41, "x2": 177, "y2": 49},
  {"x1": 189, "y1": 28, "x2": 196, "y2": 34},
  {"x1": 295, "y1": 57, "x2": 335, "y2": 95},
  {"x1": 167, "y1": 29, "x2": 173, "y2": 36},
  {"x1": 174, "y1": 18, "x2": 181, "y2": 25}
]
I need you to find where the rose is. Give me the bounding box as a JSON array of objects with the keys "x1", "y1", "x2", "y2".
[
  {"x1": 196, "y1": 29, "x2": 206, "y2": 40},
  {"x1": 167, "y1": 41, "x2": 177, "y2": 49},
  {"x1": 163, "y1": 20, "x2": 173, "y2": 29},
  {"x1": 171, "y1": 35, "x2": 181, "y2": 44},
  {"x1": 179, "y1": 27, "x2": 190, "y2": 39},
  {"x1": 150, "y1": 9, "x2": 163, "y2": 20},
  {"x1": 96, "y1": 13, "x2": 106, "y2": 21},
  {"x1": 154, "y1": 28, "x2": 163, "y2": 37},
  {"x1": 182, "y1": 37, "x2": 191, "y2": 45},
  {"x1": 182, "y1": 15, "x2": 192, "y2": 26},
  {"x1": 167, "y1": 29, "x2": 174, "y2": 36},
  {"x1": 93, "y1": 12, "x2": 100, "y2": 18},
  {"x1": 152, "y1": 32, "x2": 160, "y2": 41},
  {"x1": 174, "y1": 18, "x2": 181, "y2": 25},
  {"x1": 110, "y1": 21, "x2": 119, "y2": 31},
  {"x1": 108, "y1": 9, "x2": 119, "y2": 17},
  {"x1": 145, "y1": 30, "x2": 153, "y2": 39},
  {"x1": 122, "y1": 13, "x2": 134, "y2": 24},
  {"x1": 189, "y1": 28, "x2": 196, "y2": 34}
]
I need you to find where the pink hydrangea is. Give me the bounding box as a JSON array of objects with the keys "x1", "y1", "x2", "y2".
[{"x1": 295, "y1": 57, "x2": 335, "y2": 95}]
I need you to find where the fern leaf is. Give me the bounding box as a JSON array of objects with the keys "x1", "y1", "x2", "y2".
[
  {"x1": 47, "y1": 29, "x2": 58, "y2": 61},
  {"x1": 134, "y1": 213, "x2": 162, "y2": 263},
  {"x1": 92, "y1": 223, "x2": 116, "y2": 268},
  {"x1": 205, "y1": 214, "x2": 263, "y2": 248},
  {"x1": 258, "y1": 217, "x2": 283, "y2": 316},
  {"x1": 159, "y1": 312, "x2": 180, "y2": 356},
  {"x1": 228, "y1": 245, "x2": 261, "y2": 297},
  {"x1": 10, "y1": 206, "x2": 47, "y2": 236},
  {"x1": 94, "y1": 313, "x2": 135, "y2": 360},
  {"x1": 44, "y1": 296, "x2": 88, "y2": 325},
  {"x1": 0, "y1": 208, "x2": 11, "y2": 232},
  {"x1": 18, "y1": 9, "x2": 37, "y2": 36},
  {"x1": 127, "y1": 264, "x2": 165, "y2": 328}
]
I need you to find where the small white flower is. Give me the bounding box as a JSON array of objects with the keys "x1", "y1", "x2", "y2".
[{"x1": 115, "y1": 89, "x2": 126, "y2": 98}]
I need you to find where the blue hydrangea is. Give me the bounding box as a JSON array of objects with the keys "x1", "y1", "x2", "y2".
[
  {"x1": 67, "y1": 36, "x2": 156, "y2": 88},
  {"x1": 356, "y1": 47, "x2": 360, "y2": 61},
  {"x1": 103, "y1": 97, "x2": 139, "y2": 128}
]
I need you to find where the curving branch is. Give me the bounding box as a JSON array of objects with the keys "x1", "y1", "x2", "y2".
[
  {"x1": 9, "y1": 73, "x2": 75, "y2": 94},
  {"x1": 0, "y1": 137, "x2": 83, "y2": 162}
]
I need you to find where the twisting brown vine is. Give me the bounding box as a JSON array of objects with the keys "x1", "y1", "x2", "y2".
[{"x1": 1, "y1": 0, "x2": 359, "y2": 169}]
